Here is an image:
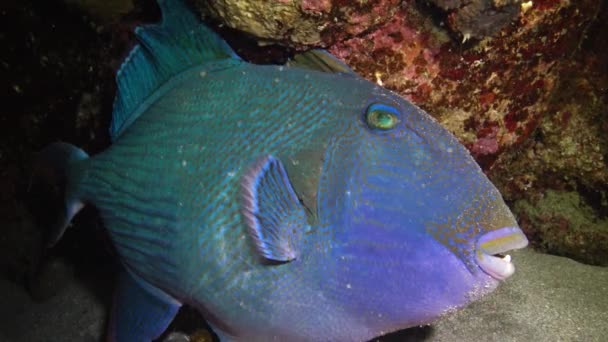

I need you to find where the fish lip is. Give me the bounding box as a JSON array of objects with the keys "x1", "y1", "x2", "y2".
[{"x1": 476, "y1": 226, "x2": 528, "y2": 280}]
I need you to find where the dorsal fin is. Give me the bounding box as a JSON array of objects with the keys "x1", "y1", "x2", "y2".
[
  {"x1": 287, "y1": 49, "x2": 355, "y2": 74},
  {"x1": 110, "y1": 0, "x2": 241, "y2": 140}
]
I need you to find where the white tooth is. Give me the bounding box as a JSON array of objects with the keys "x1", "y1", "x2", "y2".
[{"x1": 502, "y1": 254, "x2": 511, "y2": 263}]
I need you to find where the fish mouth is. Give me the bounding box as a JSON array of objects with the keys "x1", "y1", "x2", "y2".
[{"x1": 476, "y1": 226, "x2": 528, "y2": 280}]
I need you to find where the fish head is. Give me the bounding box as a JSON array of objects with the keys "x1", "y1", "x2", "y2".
[{"x1": 314, "y1": 84, "x2": 528, "y2": 329}]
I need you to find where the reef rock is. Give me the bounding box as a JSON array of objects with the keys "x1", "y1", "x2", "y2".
[
  {"x1": 513, "y1": 191, "x2": 608, "y2": 266},
  {"x1": 429, "y1": 0, "x2": 523, "y2": 40},
  {"x1": 195, "y1": 0, "x2": 525, "y2": 47},
  {"x1": 489, "y1": 46, "x2": 608, "y2": 266},
  {"x1": 330, "y1": 0, "x2": 601, "y2": 167},
  {"x1": 194, "y1": 0, "x2": 402, "y2": 47}
]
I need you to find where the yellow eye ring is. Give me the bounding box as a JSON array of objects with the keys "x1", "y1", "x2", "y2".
[{"x1": 365, "y1": 104, "x2": 400, "y2": 130}]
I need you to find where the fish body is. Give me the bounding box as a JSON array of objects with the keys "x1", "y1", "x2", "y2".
[{"x1": 43, "y1": 0, "x2": 528, "y2": 340}]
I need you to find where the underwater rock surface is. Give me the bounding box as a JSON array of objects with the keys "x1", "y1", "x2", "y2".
[
  {"x1": 330, "y1": 0, "x2": 601, "y2": 165},
  {"x1": 1, "y1": 249, "x2": 606, "y2": 341},
  {"x1": 428, "y1": 0, "x2": 523, "y2": 40},
  {"x1": 513, "y1": 191, "x2": 608, "y2": 266},
  {"x1": 194, "y1": 0, "x2": 402, "y2": 47},
  {"x1": 488, "y1": 5, "x2": 608, "y2": 265},
  {"x1": 194, "y1": 0, "x2": 525, "y2": 47}
]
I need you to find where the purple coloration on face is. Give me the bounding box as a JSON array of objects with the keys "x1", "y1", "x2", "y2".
[
  {"x1": 324, "y1": 222, "x2": 500, "y2": 336},
  {"x1": 313, "y1": 88, "x2": 528, "y2": 337}
]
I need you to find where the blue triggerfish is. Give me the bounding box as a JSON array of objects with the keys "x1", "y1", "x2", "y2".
[{"x1": 38, "y1": 0, "x2": 528, "y2": 340}]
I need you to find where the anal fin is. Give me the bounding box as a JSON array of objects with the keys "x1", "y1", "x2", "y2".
[{"x1": 108, "y1": 271, "x2": 181, "y2": 342}]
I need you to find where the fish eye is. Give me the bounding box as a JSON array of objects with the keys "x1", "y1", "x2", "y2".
[{"x1": 365, "y1": 103, "x2": 400, "y2": 131}]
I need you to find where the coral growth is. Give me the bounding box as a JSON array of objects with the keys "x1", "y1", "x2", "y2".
[
  {"x1": 330, "y1": 0, "x2": 601, "y2": 169},
  {"x1": 489, "y1": 55, "x2": 608, "y2": 265}
]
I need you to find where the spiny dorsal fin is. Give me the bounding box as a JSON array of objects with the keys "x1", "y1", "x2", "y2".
[
  {"x1": 287, "y1": 49, "x2": 355, "y2": 74},
  {"x1": 110, "y1": 0, "x2": 241, "y2": 140}
]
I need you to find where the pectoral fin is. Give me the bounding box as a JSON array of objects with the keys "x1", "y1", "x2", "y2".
[
  {"x1": 240, "y1": 155, "x2": 309, "y2": 263},
  {"x1": 108, "y1": 271, "x2": 181, "y2": 341}
]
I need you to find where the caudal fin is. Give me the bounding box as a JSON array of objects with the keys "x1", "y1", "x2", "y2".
[{"x1": 30, "y1": 142, "x2": 88, "y2": 247}]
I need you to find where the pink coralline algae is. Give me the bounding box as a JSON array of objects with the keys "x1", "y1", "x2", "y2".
[
  {"x1": 330, "y1": 0, "x2": 600, "y2": 169},
  {"x1": 300, "y1": 0, "x2": 332, "y2": 14},
  {"x1": 329, "y1": 7, "x2": 443, "y2": 96},
  {"x1": 470, "y1": 130, "x2": 499, "y2": 156}
]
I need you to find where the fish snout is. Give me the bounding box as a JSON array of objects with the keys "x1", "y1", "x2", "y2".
[{"x1": 476, "y1": 226, "x2": 528, "y2": 280}]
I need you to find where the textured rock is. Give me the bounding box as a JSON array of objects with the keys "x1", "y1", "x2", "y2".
[
  {"x1": 487, "y1": 9, "x2": 608, "y2": 265},
  {"x1": 490, "y1": 48, "x2": 608, "y2": 200},
  {"x1": 330, "y1": 0, "x2": 601, "y2": 167},
  {"x1": 195, "y1": 0, "x2": 525, "y2": 47},
  {"x1": 194, "y1": 0, "x2": 402, "y2": 47},
  {"x1": 513, "y1": 191, "x2": 608, "y2": 266},
  {"x1": 429, "y1": 0, "x2": 523, "y2": 40}
]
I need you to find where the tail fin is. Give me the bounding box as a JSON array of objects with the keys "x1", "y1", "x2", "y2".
[{"x1": 30, "y1": 142, "x2": 88, "y2": 247}]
